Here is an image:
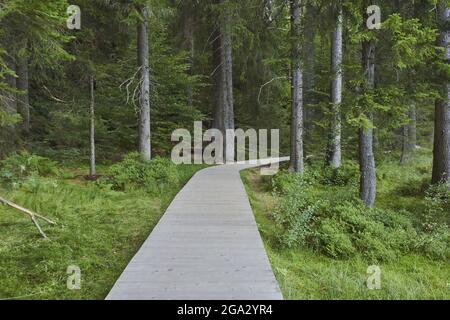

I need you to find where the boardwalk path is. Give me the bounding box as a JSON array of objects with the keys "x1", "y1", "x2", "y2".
[{"x1": 106, "y1": 158, "x2": 288, "y2": 300}]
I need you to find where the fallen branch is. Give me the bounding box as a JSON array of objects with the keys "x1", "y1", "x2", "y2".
[{"x1": 0, "y1": 196, "x2": 56, "y2": 239}]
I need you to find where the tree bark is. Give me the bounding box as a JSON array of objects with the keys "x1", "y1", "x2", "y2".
[
  {"x1": 17, "y1": 55, "x2": 30, "y2": 134},
  {"x1": 3, "y1": 58, "x2": 17, "y2": 115},
  {"x1": 400, "y1": 106, "x2": 417, "y2": 164},
  {"x1": 217, "y1": 0, "x2": 235, "y2": 163},
  {"x1": 359, "y1": 9, "x2": 377, "y2": 208},
  {"x1": 326, "y1": 2, "x2": 343, "y2": 169},
  {"x1": 89, "y1": 75, "x2": 96, "y2": 178},
  {"x1": 0, "y1": 58, "x2": 18, "y2": 158},
  {"x1": 212, "y1": 28, "x2": 223, "y2": 133},
  {"x1": 396, "y1": 1, "x2": 417, "y2": 165},
  {"x1": 303, "y1": 1, "x2": 316, "y2": 131},
  {"x1": 432, "y1": 1, "x2": 450, "y2": 184},
  {"x1": 290, "y1": 0, "x2": 304, "y2": 173},
  {"x1": 137, "y1": 4, "x2": 151, "y2": 161},
  {"x1": 183, "y1": 2, "x2": 195, "y2": 106}
]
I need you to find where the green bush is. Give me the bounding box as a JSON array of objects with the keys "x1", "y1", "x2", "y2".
[
  {"x1": 424, "y1": 183, "x2": 450, "y2": 226},
  {"x1": 271, "y1": 170, "x2": 308, "y2": 194},
  {"x1": 103, "y1": 153, "x2": 180, "y2": 195},
  {"x1": 273, "y1": 191, "x2": 317, "y2": 248},
  {"x1": 0, "y1": 152, "x2": 59, "y2": 184},
  {"x1": 271, "y1": 170, "x2": 421, "y2": 262},
  {"x1": 319, "y1": 162, "x2": 359, "y2": 186},
  {"x1": 414, "y1": 225, "x2": 450, "y2": 260},
  {"x1": 316, "y1": 217, "x2": 356, "y2": 259},
  {"x1": 315, "y1": 202, "x2": 415, "y2": 262}
]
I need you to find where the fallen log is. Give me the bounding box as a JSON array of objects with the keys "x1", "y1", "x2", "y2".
[{"x1": 0, "y1": 196, "x2": 56, "y2": 238}]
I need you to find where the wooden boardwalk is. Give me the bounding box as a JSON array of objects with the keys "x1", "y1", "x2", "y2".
[{"x1": 106, "y1": 158, "x2": 288, "y2": 300}]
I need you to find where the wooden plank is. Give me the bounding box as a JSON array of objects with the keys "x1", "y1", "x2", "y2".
[{"x1": 106, "y1": 158, "x2": 288, "y2": 300}]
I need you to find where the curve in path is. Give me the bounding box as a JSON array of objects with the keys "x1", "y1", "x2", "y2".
[{"x1": 106, "y1": 158, "x2": 288, "y2": 300}]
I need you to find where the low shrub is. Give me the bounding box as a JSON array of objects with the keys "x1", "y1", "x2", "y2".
[
  {"x1": 273, "y1": 190, "x2": 318, "y2": 248},
  {"x1": 414, "y1": 225, "x2": 450, "y2": 260},
  {"x1": 0, "y1": 152, "x2": 59, "y2": 185},
  {"x1": 424, "y1": 183, "x2": 450, "y2": 225},
  {"x1": 319, "y1": 162, "x2": 359, "y2": 186},
  {"x1": 315, "y1": 217, "x2": 356, "y2": 259},
  {"x1": 271, "y1": 170, "x2": 309, "y2": 194},
  {"x1": 102, "y1": 152, "x2": 180, "y2": 195},
  {"x1": 271, "y1": 169, "x2": 423, "y2": 262}
]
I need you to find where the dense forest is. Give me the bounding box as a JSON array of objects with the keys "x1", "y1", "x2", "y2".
[{"x1": 0, "y1": 0, "x2": 449, "y2": 300}]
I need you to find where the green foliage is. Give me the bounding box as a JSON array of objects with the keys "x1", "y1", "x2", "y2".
[
  {"x1": 319, "y1": 161, "x2": 359, "y2": 186},
  {"x1": 0, "y1": 152, "x2": 59, "y2": 185},
  {"x1": 101, "y1": 152, "x2": 188, "y2": 195},
  {"x1": 415, "y1": 225, "x2": 450, "y2": 260},
  {"x1": 243, "y1": 167, "x2": 450, "y2": 300},
  {"x1": 0, "y1": 108, "x2": 21, "y2": 128},
  {"x1": 0, "y1": 160, "x2": 203, "y2": 299},
  {"x1": 424, "y1": 183, "x2": 450, "y2": 222},
  {"x1": 272, "y1": 176, "x2": 318, "y2": 248},
  {"x1": 270, "y1": 165, "x2": 448, "y2": 263}
]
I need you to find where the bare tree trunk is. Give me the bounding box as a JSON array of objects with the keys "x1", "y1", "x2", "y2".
[
  {"x1": 400, "y1": 106, "x2": 417, "y2": 164},
  {"x1": 89, "y1": 75, "x2": 96, "y2": 178},
  {"x1": 17, "y1": 55, "x2": 30, "y2": 134},
  {"x1": 326, "y1": 2, "x2": 343, "y2": 169},
  {"x1": 408, "y1": 106, "x2": 417, "y2": 149},
  {"x1": 3, "y1": 59, "x2": 17, "y2": 115},
  {"x1": 396, "y1": 1, "x2": 417, "y2": 165},
  {"x1": 400, "y1": 124, "x2": 409, "y2": 164},
  {"x1": 218, "y1": 0, "x2": 235, "y2": 163},
  {"x1": 432, "y1": 1, "x2": 450, "y2": 184},
  {"x1": 290, "y1": 0, "x2": 304, "y2": 173},
  {"x1": 183, "y1": 2, "x2": 195, "y2": 106},
  {"x1": 0, "y1": 58, "x2": 18, "y2": 158},
  {"x1": 212, "y1": 28, "x2": 223, "y2": 132},
  {"x1": 303, "y1": 1, "x2": 316, "y2": 132},
  {"x1": 137, "y1": 4, "x2": 151, "y2": 161},
  {"x1": 359, "y1": 31, "x2": 377, "y2": 208}
]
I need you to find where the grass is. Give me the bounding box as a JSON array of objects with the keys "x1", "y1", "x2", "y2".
[
  {"x1": 0, "y1": 163, "x2": 203, "y2": 300},
  {"x1": 241, "y1": 152, "x2": 450, "y2": 300}
]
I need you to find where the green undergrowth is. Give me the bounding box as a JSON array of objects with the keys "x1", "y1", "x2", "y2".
[
  {"x1": 242, "y1": 150, "x2": 449, "y2": 300},
  {"x1": 0, "y1": 152, "x2": 204, "y2": 299}
]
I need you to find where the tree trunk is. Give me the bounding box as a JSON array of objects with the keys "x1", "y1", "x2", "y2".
[
  {"x1": 0, "y1": 59, "x2": 18, "y2": 158},
  {"x1": 359, "y1": 30, "x2": 377, "y2": 208},
  {"x1": 137, "y1": 4, "x2": 151, "y2": 161},
  {"x1": 17, "y1": 55, "x2": 30, "y2": 134},
  {"x1": 408, "y1": 106, "x2": 417, "y2": 149},
  {"x1": 212, "y1": 28, "x2": 223, "y2": 132},
  {"x1": 183, "y1": 2, "x2": 195, "y2": 106},
  {"x1": 400, "y1": 106, "x2": 417, "y2": 164},
  {"x1": 290, "y1": 0, "x2": 304, "y2": 173},
  {"x1": 89, "y1": 75, "x2": 96, "y2": 178},
  {"x1": 218, "y1": 0, "x2": 235, "y2": 163},
  {"x1": 432, "y1": 1, "x2": 450, "y2": 184},
  {"x1": 3, "y1": 58, "x2": 17, "y2": 115},
  {"x1": 303, "y1": 1, "x2": 316, "y2": 132},
  {"x1": 326, "y1": 2, "x2": 343, "y2": 169},
  {"x1": 396, "y1": 1, "x2": 417, "y2": 165}
]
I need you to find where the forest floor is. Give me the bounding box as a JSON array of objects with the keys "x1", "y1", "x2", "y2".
[
  {"x1": 0, "y1": 163, "x2": 203, "y2": 300},
  {"x1": 242, "y1": 151, "x2": 450, "y2": 300},
  {"x1": 0, "y1": 151, "x2": 448, "y2": 300}
]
